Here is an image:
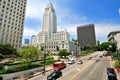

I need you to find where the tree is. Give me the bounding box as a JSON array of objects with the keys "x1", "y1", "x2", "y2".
[
  {"x1": 82, "y1": 45, "x2": 96, "y2": 51},
  {"x1": 97, "y1": 42, "x2": 116, "y2": 52},
  {"x1": 0, "y1": 43, "x2": 17, "y2": 58},
  {"x1": 58, "y1": 49, "x2": 70, "y2": 58},
  {"x1": 18, "y1": 46, "x2": 43, "y2": 61}
]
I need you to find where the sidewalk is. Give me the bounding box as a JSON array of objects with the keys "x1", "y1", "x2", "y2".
[
  {"x1": 117, "y1": 73, "x2": 120, "y2": 80},
  {"x1": 111, "y1": 59, "x2": 120, "y2": 80},
  {"x1": 3, "y1": 65, "x2": 53, "y2": 80},
  {"x1": 24, "y1": 66, "x2": 53, "y2": 80}
]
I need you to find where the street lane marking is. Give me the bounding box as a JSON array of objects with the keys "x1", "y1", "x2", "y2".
[{"x1": 70, "y1": 60, "x2": 94, "y2": 80}]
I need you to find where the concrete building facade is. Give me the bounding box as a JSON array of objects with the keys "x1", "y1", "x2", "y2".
[
  {"x1": 108, "y1": 30, "x2": 120, "y2": 51},
  {"x1": 77, "y1": 24, "x2": 96, "y2": 47},
  {"x1": 0, "y1": 0, "x2": 26, "y2": 49},
  {"x1": 31, "y1": 3, "x2": 80, "y2": 55}
]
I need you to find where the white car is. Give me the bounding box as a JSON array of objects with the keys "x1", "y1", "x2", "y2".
[
  {"x1": 78, "y1": 60, "x2": 83, "y2": 64},
  {"x1": 68, "y1": 60, "x2": 75, "y2": 64}
]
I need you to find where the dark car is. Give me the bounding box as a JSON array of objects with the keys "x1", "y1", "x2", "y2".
[
  {"x1": 107, "y1": 68, "x2": 117, "y2": 80},
  {"x1": 47, "y1": 70, "x2": 62, "y2": 80}
]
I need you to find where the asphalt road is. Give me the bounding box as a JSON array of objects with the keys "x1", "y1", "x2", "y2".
[
  {"x1": 28, "y1": 51, "x2": 112, "y2": 80},
  {"x1": 74, "y1": 56, "x2": 111, "y2": 80}
]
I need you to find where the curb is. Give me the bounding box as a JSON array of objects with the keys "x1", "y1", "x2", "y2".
[{"x1": 27, "y1": 67, "x2": 53, "y2": 79}]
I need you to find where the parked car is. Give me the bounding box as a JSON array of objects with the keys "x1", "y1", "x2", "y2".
[
  {"x1": 78, "y1": 60, "x2": 83, "y2": 64},
  {"x1": 107, "y1": 68, "x2": 117, "y2": 80},
  {"x1": 47, "y1": 70, "x2": 62, "y2": 80}
]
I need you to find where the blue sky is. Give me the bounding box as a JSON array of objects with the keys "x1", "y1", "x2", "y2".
[{"x1": 23, "y1": 0, "x2": 120, "y2": 44}]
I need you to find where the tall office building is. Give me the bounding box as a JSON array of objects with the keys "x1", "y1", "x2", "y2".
[
  {"x1": 77, "y1": 24, "x2": 96, "y2": 47},
  {"x1": 0, "y1": 0, "x2": 26, "y2": 49},
  {"x1": 24, "y1": 39, "x2": 29, "y2": 44},
  {"x1": 31, "y1": 3, "x2": 80, "y2": 54}
]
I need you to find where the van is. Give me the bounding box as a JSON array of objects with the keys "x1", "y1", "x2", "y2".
[{"x1": 53, "y1": 62, "x2": 66, "y2": 70}]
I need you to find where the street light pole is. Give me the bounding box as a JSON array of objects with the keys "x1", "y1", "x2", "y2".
[
  {"x1": 41, "y1": 46, "x2": 46, "y2": 75},
  {"x1": 43, "y1": 53, "x2": 46, "y2": 75}
]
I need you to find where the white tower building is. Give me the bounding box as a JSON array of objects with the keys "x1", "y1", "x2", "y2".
[
  {"x1": 31, "y1": 3, "x2": 80, "y2": 54},
  {"x1": 42, "y1": 3, "x2": 57, "y2": 33}
]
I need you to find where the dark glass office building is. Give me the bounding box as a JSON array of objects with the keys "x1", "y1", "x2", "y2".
[{"x1": 77, "y1": 24, "x2": 96, "y2": 47}]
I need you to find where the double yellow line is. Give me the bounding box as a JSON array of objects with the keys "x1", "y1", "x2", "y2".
[{"x1": 70, "y1": 60, "x2": 94, "y2": 80}]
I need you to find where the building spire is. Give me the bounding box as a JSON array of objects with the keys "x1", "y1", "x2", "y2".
[
  {"x1": 47, "y1": 2, "x2": 53, "y2": 8},
  {"x1": 42, "y1": 2, "x2": 57, "y2": 33}
]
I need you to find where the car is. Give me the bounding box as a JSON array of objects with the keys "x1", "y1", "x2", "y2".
[
  {"x1": 53, "y1": 62, "x2": 66, "y2": 70},
  {"x1": 107, "y1": 68, "x2": 117, "y2": 80},
  {"x1": 78, "y1": 60, "x2": 83, "y2": 64},
  {"x1": 87, "y1": 57, "x2": 92, "y2": 60},
  {"x1": 96, "y1": 58, "x2": 100, "y2": 62},
  {"x1": 99, "y1": 55, "x2": 102, "y2": 58},
  {"x1": 47, "y1": 70, "x2": 62, "y2": 80},
  {"x1": 108, "y1": 73, "x2": 117, "y2": 80},
  {"x1": 68, "y1": 60, "x2": 75, "y2": 64}
]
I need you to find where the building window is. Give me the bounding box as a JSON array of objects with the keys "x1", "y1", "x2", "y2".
[
  {"x1": 0, "y1": 18, "x2": 2, "y2": 21},
  {"x1": 3, "y1": 1, "x2": 6, "y2": 4},
  {"x1": 62, "y1": 44, "x2": 64, "y2": 48}
]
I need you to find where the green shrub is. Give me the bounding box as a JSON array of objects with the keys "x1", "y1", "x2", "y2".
[
  {"x1": 0, "y1": 69, "x2": 7, "y2": 74},
  {"x1": 114, "y1": 59, "x2": 120, "y2": 68},
  {"x1": 79, "y1": 50, "x2": 94, "y2": 56},
  {"x1": 0, "y1": 59, "x2": 57, "y2": 74},
  {"x1": 6, "y1": 68, "x2": 16, "y2": 73}
]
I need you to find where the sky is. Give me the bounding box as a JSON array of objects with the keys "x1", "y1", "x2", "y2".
[{"x1": 23, "y1": 0, "x2": 120, "y2": 44}]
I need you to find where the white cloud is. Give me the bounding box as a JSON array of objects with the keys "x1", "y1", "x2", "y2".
[
  {"x1": 26, "y1": 0, "x2": 87, "y2": 23},
  {"x1": 57, "y1": 23, "x2": 120, "y2": 42},
  {"x1": 26, "y1": 0, "x2": 48, "y2": 19},
  {"x1": 23, "y1": 27, "x2": 40, "y2": 37},
  {"x1": 24, "y1": 1, "x2": 120, "y2": 43},
  {"x1": 95, "y1": 24, "x2": 119, "y2": 37},
  {"x1": 24, "y1": 0, "x2": 88, "y2": 37}
]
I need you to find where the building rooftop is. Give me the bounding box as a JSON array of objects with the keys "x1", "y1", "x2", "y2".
[
  {"x1": 77, "y1": 24, "x2": 94, "y2": 29},
  {"x1": 107, "y1": 30, "x2": 120, "y2": 37}
]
